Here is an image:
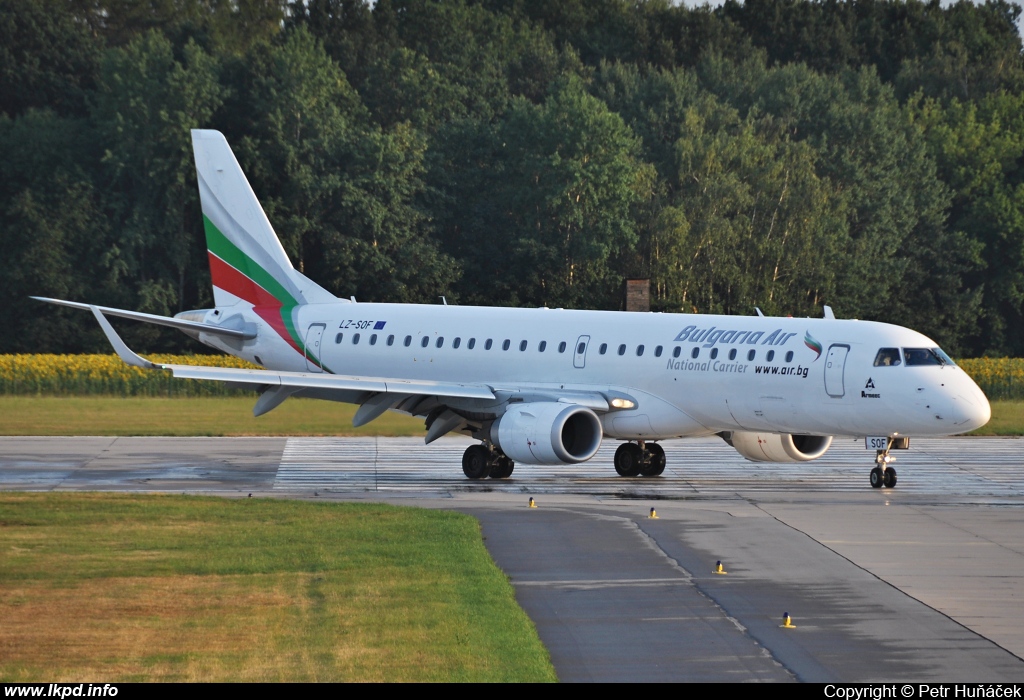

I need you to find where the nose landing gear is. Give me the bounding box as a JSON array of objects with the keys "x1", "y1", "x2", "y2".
[{"x1": 870, "y1": 437, "x2": 906, "y2": 488}]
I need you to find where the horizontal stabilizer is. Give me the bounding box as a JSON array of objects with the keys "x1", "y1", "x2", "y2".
[{"x1": 32, "y1": 297, "x2": 255, "y2": 339}]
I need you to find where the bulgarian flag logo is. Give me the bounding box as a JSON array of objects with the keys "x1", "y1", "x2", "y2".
[{"x1": 804, "y1": 331, "x2": 823, "y2": 361}]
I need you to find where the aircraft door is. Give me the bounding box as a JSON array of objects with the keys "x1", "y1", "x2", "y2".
[
  {"x1": 305, "y1": 323, "x2": 326, "y2": 373},
  {"x1": 574, "y1": 335, "x2": 590, "y2": 369},
  {"x1": 824, "y1": 344, "x2": 850, "y2": 398}
]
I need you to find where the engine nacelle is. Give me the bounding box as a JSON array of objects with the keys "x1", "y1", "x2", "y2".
[
  {"x1": 722, "y1": 431, "x2": 833, "y2": 463},
  {"x1": 491, "y1": 402, "x2": 603, "y2": 465}
]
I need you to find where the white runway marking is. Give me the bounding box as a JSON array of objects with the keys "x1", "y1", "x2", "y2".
[{"x1": 273, "y1": 435, "x2": 1024, "y2": 496}]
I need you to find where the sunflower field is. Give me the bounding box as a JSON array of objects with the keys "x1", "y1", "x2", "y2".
[
  {"x1": 0, "y1": 355, "x2": 260, "y2": 397},
  {"x1": 954, "y1": 359, "x2": 1024, "y2": 401}
]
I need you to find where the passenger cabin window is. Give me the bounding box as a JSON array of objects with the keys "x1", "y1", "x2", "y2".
[
  {"x1": 577, "y1": 342, "x2": 586, "y2": 354},
  {"x1": 710, "y1": 348, "x2": 718, "y2": 359},
  {"x1": 636, "y1": 345, "x2": 644, "y2": 357},
  {"x1": 436, "y1": 337, "x2": 444, "y2": 348},
  {"x1": 654, "y1": 346, "x2": 662, "y2": 357},
  {"x1": 729, "y1": 349, "x2": 737, "y2": 360},
  {"x1": 539, "y1": 341, "x2": 547, "y2": 352},
  {"x1": 387, "y1": 335, "x2": 395, "y2": 346},
  {"x1": 617, "y1": 344, "x2": 626, "y2": 356},
  {"x1": 370, "y1": 334, "x2": 377, "y2": 346},
  {"x1": 599, "y1": 343, "x2": 608, "y2": 355},
  {"x1": 785, "y1": 350, "x2": 793, "y2": 363},
  {"x1": 421, "y1": 336, "x2": 429, "y2": 348},
  {"x1": 673, "y1": 347, "x2": 681, "y2": 358},
  {"x1": 335, "y1": 333, "x2": 343, "y2": 344},
  {"x1": 558, "y1": 341, "x2": 567, "y2": 353},
  {"x1": 747, "y1": 349, "x2": 756, "y2": 361},
  {"x1": 766, "y1": 350, "x2": 774, "y2": 361},
  {"x1": 468, "y1": 338, "x2": 476, "y2": 349},
  {"x1": 502, "y1": 339, "x2": 511, "y2": 351},
  {"x1": 691, "y1": 347, "x2": 699, "y2": 359},
  {"x1": 353, "y1": 333, "x2": 360, "y2": 345},
  {"x1": 874, "y1": 348, "x2": 902, "y2": 367},
  {"x1": 520, "y1": 340, "x2": 528, "y2": 351},
  {"x1": 485, "y1": 339, "x2": 493, "y2": 350},
  {"x1": 404, "y1": 335, "x2": 412, "y2": 347},
  {"x1": 453, "y1": 337, "x2": 461, "y2": 349}
]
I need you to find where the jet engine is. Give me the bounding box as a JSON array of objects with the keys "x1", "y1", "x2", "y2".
[
  {"x1": 721, "y1": 431, "x2": 833, "y2": 462},
  {"x1": 491, "y1": 402, "x2": 603, "y2": 465}
]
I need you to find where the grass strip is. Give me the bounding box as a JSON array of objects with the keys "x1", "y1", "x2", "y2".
[
  {"x1": 0, "y1": 396, "x2": 1023, "y2": 436},
  {"x1": 0, "y1": 396, "x2": 425, "y2": 437},
  {"x1": 0, "y1": 493, "x2": 557, "y2": 682}
]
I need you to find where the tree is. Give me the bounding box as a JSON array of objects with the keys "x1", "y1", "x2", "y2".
[
  {"x1": 224, "y1": 27, "x2": 458, "y2": 302},
  {"x1": 0, "y1": 111, "x2": 110, "y2": 352},
  {"x1": 90, "y1": 31, "x2": 224, "y2": 330},
  {"x1": 433, "y1": 78, "x2": 654, "y2": 308},
  {"x1": 0, "y1": 0, "x2": 100, "y2": 118}
]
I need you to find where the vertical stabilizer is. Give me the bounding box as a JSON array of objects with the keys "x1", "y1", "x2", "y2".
[
  {"x1": 191, "y1": 129, "x2": 337, "y2": 364},
  {"x1": 191, "y1": 129, "x2": 336, "y2": 308}
]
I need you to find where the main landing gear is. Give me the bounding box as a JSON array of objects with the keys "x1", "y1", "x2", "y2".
[
  {"x1": 614, "y1": 440, "x2": 666, "y2": 477},
  {"x1": 462, "y1": 444, "x2": 514, "y2": 480},
  {"x1": 869, "y1": 437, "x2": 908, "y2": 489}
]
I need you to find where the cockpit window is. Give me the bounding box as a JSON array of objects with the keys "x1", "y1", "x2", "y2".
[
  {"x1": 873, "y1": 348, "x2": 901, "y2": 367},
  {"x1": 903, "y1": 348, "x2": 955, "y2": 366}
]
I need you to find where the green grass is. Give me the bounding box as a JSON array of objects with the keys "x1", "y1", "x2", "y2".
[
  {"x1": 0, "y1": 396, "x2": 425, "y2": 436},
  {"x1": 0, "y1": 493, "x2": 557, "y2": 682},
  {"x1": 1, "y1": 395, "x2": 1023, "y2": 437}
]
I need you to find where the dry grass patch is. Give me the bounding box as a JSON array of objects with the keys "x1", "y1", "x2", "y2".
[{"x1": 0, "y1": 493, "x2": 556, "y2": 682}]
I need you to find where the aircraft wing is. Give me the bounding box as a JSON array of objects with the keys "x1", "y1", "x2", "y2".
[{"x1": 83, "y1": 304, "x2": 623, "y2": 441}]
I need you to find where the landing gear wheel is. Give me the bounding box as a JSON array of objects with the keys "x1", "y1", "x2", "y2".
[
  {"x1": 883, "y1": 467, "x2": 897, "y2": 488},
  {"x1": 614, "y1": 442, "x2": 643, "y2": 477},
  {"x1": 462, "y1": 445, "x2": 491, "y2": 480},
  {"x1": 870, "y1": 466, "x2": 884, "y2": 489},
  {"x1": 490, "y1": 456, "x2": 514, "y2": 479},
  {"x1": 640, "y1": 443, "x2": 666, "y2": 477}
]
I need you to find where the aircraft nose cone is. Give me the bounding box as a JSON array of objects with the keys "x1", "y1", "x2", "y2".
[{"x1": 950, "y1": 379, "x2": 991, "y2": 432}]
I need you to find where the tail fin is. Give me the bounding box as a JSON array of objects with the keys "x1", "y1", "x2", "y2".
[{"x1": 191, "y1": 129, "x2": 336, "y2": 308}]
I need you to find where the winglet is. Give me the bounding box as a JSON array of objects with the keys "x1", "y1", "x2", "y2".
[
  {"x1": 89, "y1": 306, "x2": 161, "y2": 370},
  {"x1": 823, "y1": 305, "x2": 836, "y2": 320}
]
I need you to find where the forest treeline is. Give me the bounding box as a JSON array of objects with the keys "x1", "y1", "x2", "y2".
[{"x1": 4, "y1": 0, "x2": 1024, "y2": 357}]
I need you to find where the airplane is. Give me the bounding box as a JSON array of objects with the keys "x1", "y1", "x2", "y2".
[{"x1": 34, "y1": 129, "x2": 991, "y2": 488}]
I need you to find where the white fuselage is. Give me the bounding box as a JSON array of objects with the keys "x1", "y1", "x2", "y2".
[{"x1": 200, "y1": 303, "x2": 991, "y2": 439}]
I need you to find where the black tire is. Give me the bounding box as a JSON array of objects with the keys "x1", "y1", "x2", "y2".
[
  {"x1": 614, "y1": 442, "x2": 643, "y2": 477},
  {"x1": 462, "y1": 445, "x2": 491, "y2": 479},
  {"x1": 640, "y1": 443, "x2": 666, "y2": 477},
  {"x1": 490, "y1": 456, "x2": 514, "y2": 479},
  {"x1": 870, "y1": 466, "x2": 884, "y2": 488},
  {"x1": 883, "y1": 467, "x2": 897, "y2": 488}
]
